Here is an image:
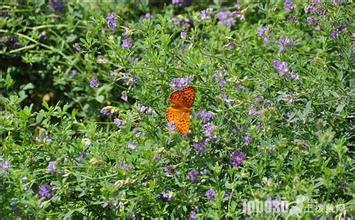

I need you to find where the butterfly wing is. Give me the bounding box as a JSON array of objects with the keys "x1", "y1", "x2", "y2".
[
  {"x1": 169, "y1": 86, "x2": 196, "y2": 108},
  {"x1": 166, "y1": 107, "x2": 190, "y2": 135}
]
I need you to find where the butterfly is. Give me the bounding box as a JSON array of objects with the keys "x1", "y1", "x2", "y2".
[{"x1": 166, "y1": 86, "x2": 196, "y2": 135}]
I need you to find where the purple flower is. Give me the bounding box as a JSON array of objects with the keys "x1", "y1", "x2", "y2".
[
  {"x1": 167, "y1": 122, "x2": 176, "y2": 133},
  {"x1": 122, "y1": 38, "x2": 133, "y2": 48},
  {"x1": 164, "y1": 165, "x2": 175, "y2": 176},
  {"x1": 278, "y1": 37, "x2": 293, "y2": 52},
  {"x1": 257, "y1": 25, "x2": 270, "y2": 43},
  {"x1": 200, "y1": 8, "x2": 213, "y2": 20},
  {"x1": 170, "y1": 77, "x2": 193, "y2": 90},
  {"x1": 193, "y1": 141, "x2": 206, "y2": 153},
  {"x1": 119, "y1": 73, "x2": 136, "y2": 86},
  {"x1": 248, "y1": 108, "x2": 261, "y2": 116},
  {"x1": 113, "y1": 118, "x2": 123, "y2": 127},
  {"x1": 226, "y1": 42, "x2": 235, "y2": 49},
  {"x1": 49, "y1": 0, "x2": 64, "y2": 12},
  {"x1": 307, "y1": 16, "x2": 317, "y2": 26},
  {"x1": 187, "y1": 169, "x2": 199, "y2": 182},
  {"x1": 203, "y1": 122, "x2": 217, "y2": 139},
  {"x1": 38, "y1": 183, "x2": 53, "y2": 199},
  {"x1": 330, "y1": 24, "x2": 346, "y2": 39},
  {"x1": 90, "y1": 77, "x2": 99, "y2": 88},
  {"x1": 206, "y1": 188, "x2": 216, "y2": 201},
  {"x1": 107, "y1": 13, "x2": 117, "y2": 30},
  {"x1": 284, "y1": 0, "x2": 295, "y2": 12},
  {"x1": 272, "y1": 59, "x2": 289, "y2": 76},
  {"x1": 189, "y1": 211, "x2": 198, "y2": 220},
  {"x1": 231, "y1": 151, "x2": 246, "y2": 168},
  {"x1": 197, "y1": 109, "x2": 214, "y2": 123},
  {"x1": 217, "y1": 11, "x2": 236, "y2": 27},
  {"x1": 243, "y1": 135, "x2": 253, "y2": 145},
  {"x1": 0, "y1": 159, "x2": 11, "y2": 171},
  {"x1": 180, "y1": 31, "x2": 188, "y2": 39},
  {"x1": 172, "y1": 17, "x2": 182, "y2": 25},
  {"x1": 121, "y1": 90, "x2": 128, "y2": 102},
  {"x1": 100, "y1": 107, "x2": 112, "y2": 115},
  {"x1": 213, "y1": 70, "x2": 227, "y2": 88},
  {"x1": 172, "y1": 0, "x2": 193, "y2": 7},
  {"x1": 142, "y1": 13, "x2": 152, "y2": 19},
  {"x1": 47, "y1": 161, "x2": 57, "y2": 174},
  {"x1": 160, "y1": 190, "x2": 173, "y2": 201},
  {"x1": 138, "y1": 105, "x2": 156, "y2": 115},
  {"x1": 35, "y1": 130, "x2": 52, "y2": 144}
]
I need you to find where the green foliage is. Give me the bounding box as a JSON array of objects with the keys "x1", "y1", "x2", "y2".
[{"x1": 0, "y1": 0, "x2": 353, "y2": 218}]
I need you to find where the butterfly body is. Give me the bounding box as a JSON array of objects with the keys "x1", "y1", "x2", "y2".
[{"x1": 166, "y1": 86, "x2": 196, "y2": 135}]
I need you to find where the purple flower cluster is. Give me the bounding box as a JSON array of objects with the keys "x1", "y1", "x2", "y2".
[
  {"x1": 248, "y1": 108, "x2": 262, "y2": 116},
  {"x1": 272, "y1": 59, "x2": 299, "y2": 80},
  {"x1": 167, "y1": 122, "x2": 176, "y2": 133},
  {"x1": 160, "y1": 190, "x2": 173, "y2": 201},
  {"x1": 113, "y1": 118, "x2": 124, "y2": 127},
  {"x1": 189, "y1": 211, "x2": 198, "y2": 220},
  {"x1": 330, "y1": 24, "x2": 347, "y2": 39},
  {"x1": 216, "y1": 5, "x2": 245, "y2": 28},
  {"x1": 164, "y1": 165, "x2": 175, "y2": 176},
  {"x1": 231, "y1": 151, "x2": 246, "y2": 168},
  {"x1": 107, "y1": 12, "x2": 117, "y2": 30},
  {"x1": 278, "y1": 37, "x2": 293, "y2": 52},
  {"x1": 193, "y1": 108, "x2": 218, "y2": 153},
  {"x1": 122, "y1": 38, "x2": 133, "y2": 48},
  {"x1": 47, "y1": 161, "x2": 57, "y2": 174},
  {"x1": 284, "y1": 0, "x2": 295, "y2": 12},
  {"x1": 193, "y1": 141, "x2": 206, "y2": 153},
  {"x1": 0, "y1": 157, "x2": 11, "y2": 172},
  {"x1": 137, "y1": 104, "x2": 156, "y2": 115},
  {"x1": 172, "y1": 0, "x2": 193, "y2": 7},
  {"x1": 217, "y1": 11, "x2": 237, "y2": 27},
  {"x1": 100, "y1": 106, "x2": 114, "y2": 116},
  {"x1": 244, "y1": 134, "x2": 253, "y2": 145},
  {"x1": 49, "y1": 0, "x2": 64, "y2": 12},
  {"x1": 38, "y1": 183, "x2": 54, "y2": 199},
  {"x1": 257, "y1": 25, "x2": 270, "y2": 43},
  {"x1": 200, "y1": 8, "x2": 213, "y2": 20},
  {"x1": 206, "y1": 188, "x2": 216, "y2": 201},
  {"x1": 142, "y1": 13, "x2": 152, "y2": 19},
  {"x1": 187, "y1": 169, "x2": 199, "y2": 182},
  {"x1": 171, "y1": 17, "x2": 192, "y2": 30},
  {"x1": 89, "y1": 77, "x2": 99, "y2": 88},
  {"x1": 35, "y1": 130, "x2": 52, "y2": 144},
  {"x1": 304, "y1": 1, "x2": 326, "y2": 30},
  {"x1": 170, "y1": 77, "x2": 193, "y2": 90},
  {"x1": 196, "y1": 109, "x2": 214, "y2": 123}
]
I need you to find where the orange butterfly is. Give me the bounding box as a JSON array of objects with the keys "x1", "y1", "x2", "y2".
[{"x1": 166, "y1": 86, "x2": 196, "y2": 135}]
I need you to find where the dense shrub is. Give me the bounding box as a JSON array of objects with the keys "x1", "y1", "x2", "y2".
[{"x1": 0, "y1": 0, "x2": 353, "y2": 218}]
